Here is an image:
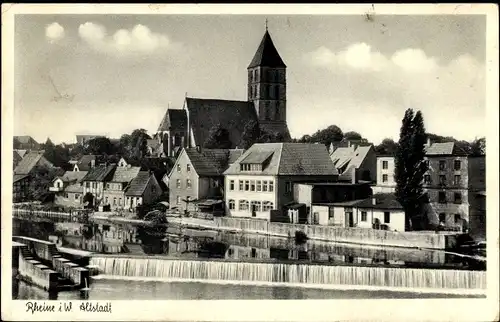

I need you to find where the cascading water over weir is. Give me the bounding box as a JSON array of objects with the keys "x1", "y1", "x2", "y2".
[{"x1": 90, "y1": 256, "x2": 486, "y2": 295}]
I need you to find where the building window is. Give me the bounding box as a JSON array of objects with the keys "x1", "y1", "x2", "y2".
[
  {"x1": 105, "y1": 197, "x2": 108, "y2": 204},
  {"x1": 244, "y1": 180, "x2": 250, "y2": 191},
  {"x1": 438, "y1": 192, "x2": 447, "y2": 203},
  {"x1": 106, "y1": 183, "x2": 110, "y2": 189},
  {"x1": 384, "y1": 212, "x2": 390, "y2": 224},
  {"x1": 249, "y1": 180, "x2": 255, "y2": 191},
  {"x1": 262, "y1": 181, "x2": 268, "y2": 192},
  {"x1": 256, "y1": 180, "x2": 262, "y2": 192},
  {"x1": 228, "y1": 199, "x2": 235, "y2": 210},
  {"x1": 177, "y1": 164, "x2": 181, "y2": 172},
  {"x1": 74, "y1": 194, "x2": 79, "y2": 200},
  {"x1": 119, "y1": 198, "x2": 122, "y2": 206},
  {"x1": 382, "y1": 174, "x2": 388, "y2": 183},
  {"x1": 274, "y1": 86, "x2": 279, "y2": 100},
  {"x1": 424, "y1": 175, "x2": 431, "y2": 184},
  {"x1": 187, "y1": 164, "x2": 191, "y2": 172},
  {"x1": 361, "y1": 211, "x2": 367, "y2": 222},
  {"x1": 454, "y1": 192, "x2": 462, "y2": 204},
  {"x1": 239, "y1": 200, "x2": 249, "y2": 211},
  {"x1": 186, "y1": 179, "x2": 192, "y2": 188},
  {"x1": 382, "y1": 161, "x2": 388, "y2": 169},
  {"x1": 229, "y1": 180, "x2": 235, "y2": 191},
  {"x1": 239, "y1": 180, "x2": 244, "y2": 191},
  {"x1": 269, "y1": 181, "x2": 274, "y2": 192},
  {"x1": 251, "y1": 201, "x2": 262, "y2": 212},
  {"x1": 424, "y1": 160, "x2": 430, "y2": 169},
  {"x1": 176, "y1": 179, "x2": 181, "y2": 189},
  {"x1": 439, "y1": 160, "x2": 446, "y2": 170},
  {"x1": 136, "y1": 197, "x2": 140, "y2": 205},
  {"x1": 454, "y1": 160, "x2": 461, "y2": 170},
  {"x1": 113, "y1": 198, "x2": 117, "y2": 206},
  {"x1": 454, "y1": 175, "x2": 461, "y2": 185},
  {"x1": 262, "y1": 201, "x2": 274, "y2": 211},
  {"x1": 211, "y1": 179, "x2": 218, "y2": 188},
  {"x1": 439, "y1": 175, "x2": 447, "y2": 185},
  {"x1": 454, "y1": 214, "x2": 461, "y2": 224},
  {"x1": 176, "y1": 196, "x2": 181, "y2": 205},
  {"x1": 439, "y1": 213, "x2": 446, "y2": 223}
]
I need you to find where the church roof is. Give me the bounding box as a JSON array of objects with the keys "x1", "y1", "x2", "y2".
[
  {"x1": 157, "y1": 109, "x2": 187, "y2": 132},
  {"x1": 248, "y1": 31, "x2": 286, "y2": 69},
  {"x1": 185, "y1": 97, "x2": 258, "y2": 149}
]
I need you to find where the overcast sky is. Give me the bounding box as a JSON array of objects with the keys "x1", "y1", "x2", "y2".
[{"x1": 14, "y1": 14, "x2": 486, "y2": 144}]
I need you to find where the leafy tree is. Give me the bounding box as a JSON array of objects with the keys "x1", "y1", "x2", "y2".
[
  {"x1": 395, "y1": 109, "x2": 428, "y2": 231},
  {"x1": 240, "y1": 120, "x2": 262, "y2": 149},
  {"x1": 375, "y1": 138, "x2": 399, "y2": 156},
  {"x1": 26, "y1": 165, "x2": 63, "y2": 202},
  {"x1": 470, "y1": 137, "x2": 486, "y2": 156},
  {"x1": 85, "y1": 137, "x2": 114, "y2": 155},
  {"x1": 313, "y1": 125, "x2": 344, "y2": 146},
  {"x1": 343, "y1": 131, "x2": 363, "y2": 140},
  {"x1": 204, "y1": 123, "x2": 232, "y2": 149}
]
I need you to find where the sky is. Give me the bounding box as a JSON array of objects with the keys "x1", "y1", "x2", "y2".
[{"x1": 14, "y1": 14, "x2": 486, "y2": 145}]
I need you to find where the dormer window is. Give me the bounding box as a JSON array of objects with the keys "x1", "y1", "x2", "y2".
[{"x1": 240, "y1": 163, "x2": 262, "y2": 172}]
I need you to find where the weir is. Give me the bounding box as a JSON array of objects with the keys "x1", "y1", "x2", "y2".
[{"x1": 90, "y1": 256, "x2": 486, "y2": 293}]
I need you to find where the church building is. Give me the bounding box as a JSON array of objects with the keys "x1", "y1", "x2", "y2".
[{"x1": 153, "y1": 27, "x2": 291, "y2": 158}]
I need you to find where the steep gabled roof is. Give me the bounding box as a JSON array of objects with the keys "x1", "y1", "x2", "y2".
[
  {"x1": 60, "y1": 171, "x2": 87, "y2": 183},
  {"x1": 13, "y1": 151, "x2": 48, "y2": 175},
  {"x1": 337, "y1": 145, "x2": 375, "y2": 181},
  {"x1": 14, "y1": 135, "x2": 38, "y2": 145},
  {"x1": 185, "y1": 148, "x2": 232, "y2": 176},
  {"x1": 82, "y1": 164, "x2": 116, "y2": 182},
  {"x1": 248, "y1": 30, "x2": 286, "y2": 68},
  {"x1": 14, "y1": 149, "x2": 28, "y2": 158},
  {"x1": 110, "y1": 166, "x2": 141, "y2": 183},
  {"x1": 185, "y1": 97, "x2": 258, "y2": 149},
  {"x1": 125, "y1": 171, "x2": 152, "y2": 196},
  {"x1": 157, "y1": 108, "x2": 188, "y2": 132},
  {"x1": 224, "y1": 143, "x2": 338, "y2": 176},
  {"x1": 13, "y1": 174, "x2": 29, "y2": 183},
  {"x1": 228, "y1": 149, "x2": 245, "y2": 165},
  {"x1": 425, "y1": 142, "x2": 468, "y2": 156},
  {"x1": 76, "y1": 155, "x2": 97, "y2": 171}
]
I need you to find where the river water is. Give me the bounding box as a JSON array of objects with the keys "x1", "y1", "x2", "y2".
[{"x1": 12, "y1": 218, "x2": 486, "y2": 299}]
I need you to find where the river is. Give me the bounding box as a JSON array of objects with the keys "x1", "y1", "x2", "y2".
[{"x1": 12, "y1": 218, "x2": 486, "y2": 299}]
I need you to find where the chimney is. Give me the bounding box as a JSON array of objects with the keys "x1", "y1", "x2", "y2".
[
  {"x1": 351, "y1": 167, "x2": 357, "y2": 184},
  {"x1": 372, "y1": 197, "x2": 377, "y2": 206},
  {"x1": 196, "y1": 145, "x2": 201, "y2": 153},
  {"x1": 181, "y1": 135, "x2": 185, "y2": 148},
  {"x1": 90, "y1": 159, "x2": 96, "y2": 168},
  {"x1": 427, "y1": 137, "x2": 431, "y2": 146}
]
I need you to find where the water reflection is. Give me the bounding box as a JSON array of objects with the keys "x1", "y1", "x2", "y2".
[
  {"x1": 13, "y1": 218, "x2": 485, "y2": 270},
  {"x1": 13, "y1": 278, "x2": 482, "y2": 300}
]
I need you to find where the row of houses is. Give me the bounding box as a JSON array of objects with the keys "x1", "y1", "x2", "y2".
[
  {"x1": 166, "y1": 139, "x2": 486, "y2": 238},
  {"x1": 12, "y1": 146, "x2": 165, "y2": 212},
  {"x1": 49, "y1": 160, "x2": 163, "y2": 211}
]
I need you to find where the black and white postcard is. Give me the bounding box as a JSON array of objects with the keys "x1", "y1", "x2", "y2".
[{"x1": 2, "y1": 4, "x2": 498, "y2": 322}]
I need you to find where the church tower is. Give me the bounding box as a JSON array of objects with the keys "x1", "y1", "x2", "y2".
[{"x1": 247, "y1": 25, "x2": 289, "y2": 138}]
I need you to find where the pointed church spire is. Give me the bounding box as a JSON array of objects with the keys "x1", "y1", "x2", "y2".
[{"x1": 248, "y1": 27, "x2": 286, "y2": 69}]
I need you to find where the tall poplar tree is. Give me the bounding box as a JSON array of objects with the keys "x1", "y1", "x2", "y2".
[{"x1": 395, "y1": 109, "x2": 428, "y2": 230}]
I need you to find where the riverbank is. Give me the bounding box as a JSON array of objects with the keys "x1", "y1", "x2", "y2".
[
  {"x1": 12, "y1": 208, "x2": 467, "y2": 250},
  {"x1": 167, "y1": 216, "x2": 464, "y2": 250}
]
